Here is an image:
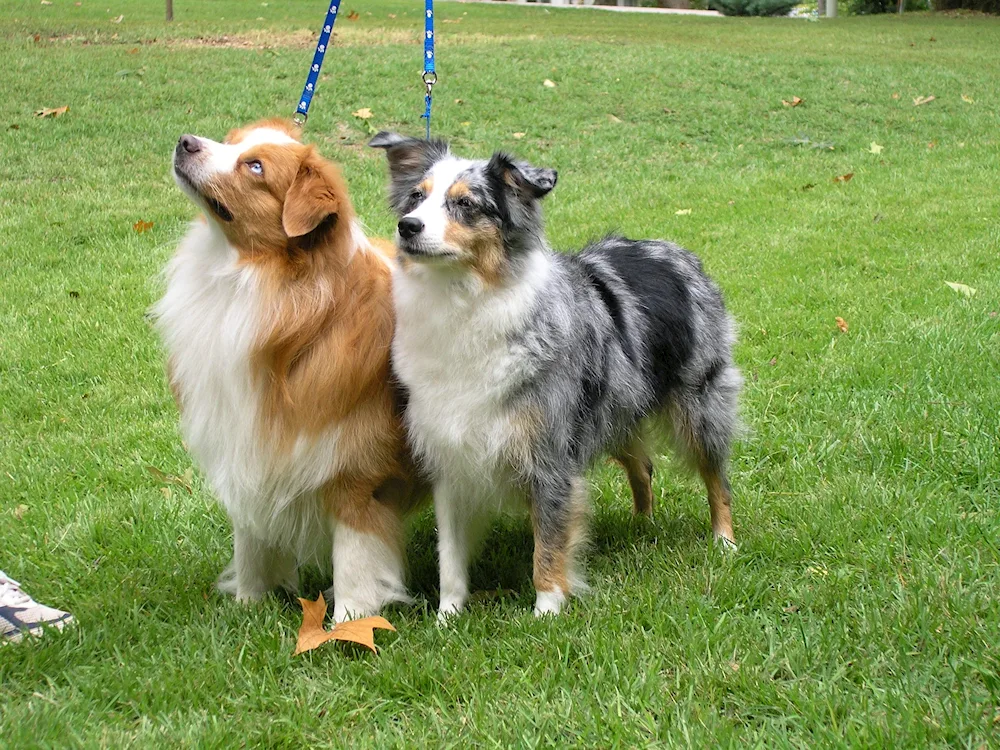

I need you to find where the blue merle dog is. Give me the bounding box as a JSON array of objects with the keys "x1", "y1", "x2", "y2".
[{"x1": 370, "y1": 132, "x2": 742, "y2": 617}]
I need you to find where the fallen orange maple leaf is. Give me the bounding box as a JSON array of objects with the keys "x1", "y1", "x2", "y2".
[
  {"x1": 782, "y1": 96, "x2": 803, "y2": 107},
  {"x1": 35, "y1": 105, "x2": 69, "y2": 118},
  {"x1": 133, "y1": 219, "x2": 154, "y2": 233},
  {"x1": 294, "y1": 593, "x2": 395, "y2": 656},
  {"x1": 835, "y1": 316, "x2": 849, "y2": 333},
  {"x1": 833, "y1": 173, "x2": 854, "y2": 184}
]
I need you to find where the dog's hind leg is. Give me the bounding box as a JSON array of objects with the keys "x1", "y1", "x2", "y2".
[
  {"x1": 614, "y1": 436, "x2": 654, "y2": 517},
  {"x1": 698, "y1": 460, "x2": 736, "y2": 551},
  {"x1": 530, "y1": 474, "x2": 589, "y2": 616},
  {"x1": 669, "y1": 365, "x2": 741, "y2": 550}
]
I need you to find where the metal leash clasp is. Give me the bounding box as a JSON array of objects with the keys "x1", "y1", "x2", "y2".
[
  {"x1": 422, "y1": 71, "x2": 437, "y2": 98},
  {"x1": 420, "y1": 71, "x2": 437, "y2": 138}
]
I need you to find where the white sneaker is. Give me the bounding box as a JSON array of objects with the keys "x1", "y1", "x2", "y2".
[{"x1": 0, "y1": 571, "x2": 73, "y2": 643}]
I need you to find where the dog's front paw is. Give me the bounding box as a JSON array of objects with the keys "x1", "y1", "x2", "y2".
[
  {"x1": 436, "y1": 598, "x2": 466, "y2": 625},
  {"x1": 215, "y1": 560, "x2": 239, "y2": 596},
  {"x1": 713, "y1": 532, "x2": 738, "y2": 553},
  {"x1": 235, "y1": 590, "x2": 268, "y2": 605},
  {"x1": 332, "y1": 599, "x2": 377, "y2": 624},
  {"x1": 533, "y1": 589, "x2": 566, "y2": 617}
]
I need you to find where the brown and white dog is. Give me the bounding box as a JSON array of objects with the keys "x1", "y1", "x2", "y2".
[{"x1": 154, "y1": 119, "x2": 421, "y2": 621}]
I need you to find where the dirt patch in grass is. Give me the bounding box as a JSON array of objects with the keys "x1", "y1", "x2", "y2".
[
  {"x1": 32, "y1": 27, "x2": 538, "y2": 51},
  {"x1": 172, "y1": 27, "x2": 539, "y2": 49},
  {"x1": 170, "y1": 27, "x2": 423, "y2": 49}
]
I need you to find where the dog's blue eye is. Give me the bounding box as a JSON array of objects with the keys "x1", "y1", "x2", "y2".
[
  {"x1": 247, "y1": 160, "x2": 264, "y2": 176},
  {"x1": 409, "y1": 190, "x2": 423, "y2": 202}
]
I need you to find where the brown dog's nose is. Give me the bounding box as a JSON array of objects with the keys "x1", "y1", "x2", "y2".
[{"x1": 178, "y1": 135, "x2": 202, "y2": 155}]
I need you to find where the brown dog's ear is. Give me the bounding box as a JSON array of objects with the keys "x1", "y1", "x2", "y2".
[{"x1": 282, "y1": 150, "x2": 342, "y2": 238}]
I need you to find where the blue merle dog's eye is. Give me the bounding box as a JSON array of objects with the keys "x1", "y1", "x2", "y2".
[
  {"x1": 409, "y1": 189, "x2": 423, "y2": 202},
  {"x1": 247, "y1": 160, "x2": 264, "y2": 176},
  {"x1": 455, "y1": 196, "x2": 474, "y2": 209}
]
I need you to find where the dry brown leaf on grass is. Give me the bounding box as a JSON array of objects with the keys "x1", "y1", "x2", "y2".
[
  {"x1": 35, "y1": 106, "x2": 69, "y2": 118},
  {"x1": 833, "y1": 173, "x2": 854, "y2": 183},
  {"x1": 945, "y1": 281, "x2": 976, "y2": 297},
  {"x1": 146, "y1": 465, "x2": 193, "y2": 493},
  {"x1": 868, "y1": 142, "x2": 883, "y2": 155},
  {"x1": 835, "y1": 316, "x2": 849, "y2": 333},
  {"x1": 351, "y1": 108, "x2": 377, "y2": 135},
  {"x1": 111, "y1": 14, "x2": 124, "y2": 23},
  {"x1": 961, "y1": 94, "x2": 974, "y2": 104},
  {"x1": 133, "y1": 219, "x2": 154, "y2": 233},
  {"x1": 14, "y1": 504, "x2": 29, "y2": 520},
  {"x1": 607, "y1": 114, "x2": 623, "y2": 124},
  {"x1": 347, "y1": 10, "x2": 360, "y2": 21},
  {"x1": 294, "y1": 593, "x2": 395, "y2": 655},
  {"x1": 913, "y1": 95, "x2": 935, "y2": 106},
  {"x1": 512, "y1": 132, "x2": 526, "y2": 139},
  {"x1": 782, "y1": 96, "x2": 803, "y2": 107},
  {"x1": 543, "y1": 79, "x2": 556, "y2": 88}
]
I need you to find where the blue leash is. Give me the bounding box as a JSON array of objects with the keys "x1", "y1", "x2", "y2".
[
  {"x1": 421, "y1": 0, "x2": 437, "y2": 138},
  {"x1": 293, "y1": 0, "x2": 437, "y2": 137},
  {"x1": 293, "y1": 0, "x2": 342, "y2": 127}
]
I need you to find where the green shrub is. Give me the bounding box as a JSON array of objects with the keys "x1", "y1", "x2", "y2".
[
  {"x1": 933, "y1": 0, "x2": 999, "y2": 11},
  {"x1": 850, "y1": 0, "x2": 929, "y2": 14},
  {"x1": 710, "y1": 0, "x2": 798, "y2": 13}
]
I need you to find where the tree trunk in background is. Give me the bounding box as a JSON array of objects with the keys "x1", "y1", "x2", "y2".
[{"x1": 166, "y1": 0, "x2": 173, "y2": 21}]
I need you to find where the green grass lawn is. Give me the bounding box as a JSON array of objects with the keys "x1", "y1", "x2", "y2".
[{"x1": 2, "y1": 0, "x2": 999, "y2": 745}]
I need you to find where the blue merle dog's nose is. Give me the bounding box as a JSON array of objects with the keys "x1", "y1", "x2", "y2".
[{"x1": 397, "y1": 217, "x2": 424, "y2": 240}]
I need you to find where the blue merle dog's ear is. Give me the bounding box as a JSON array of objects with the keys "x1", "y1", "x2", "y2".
[
  {"x1": 368, "y1": 131, "x2": 449, "y2": 179},
  {"x1": 487, "y1": 151, "x2": 558, "y2": 200},
  {"x1": 369, "y1": 132, "x2": 450, "y2": 213}
]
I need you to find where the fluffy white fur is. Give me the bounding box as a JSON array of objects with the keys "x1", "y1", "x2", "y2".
[
  {"x1": 156, "y1": 221, "x2": 342, "y2": 561},
  {"x1": 156, "y1": 220, "x2": 404, "y2": 617},
  {"x1": 392, "y1": 247, "x2": 557, "y2": 616},
  {"x1": 155, "y1": 127, "x2": 403, "y2": 618}
]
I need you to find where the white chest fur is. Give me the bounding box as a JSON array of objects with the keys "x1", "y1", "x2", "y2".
[
  {"x1": 153, "y1": 222, "x2": 340, "y2": 555},
  {"x1": 391, "y1": 250, "x2": 552, "y2": 495}
]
